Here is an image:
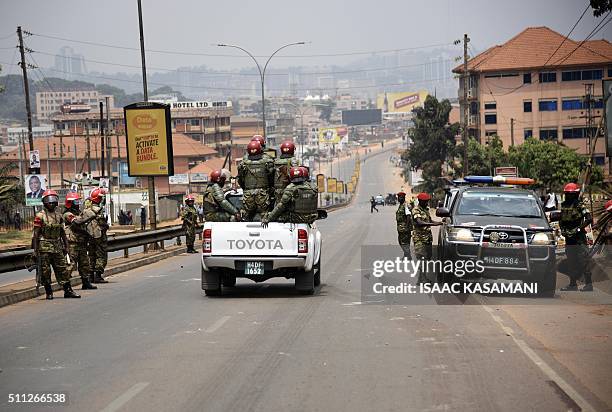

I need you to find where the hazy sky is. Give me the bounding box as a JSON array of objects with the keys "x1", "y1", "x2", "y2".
[{"x1": 0, "y1": 0, "x2": 609, "y2": 76}]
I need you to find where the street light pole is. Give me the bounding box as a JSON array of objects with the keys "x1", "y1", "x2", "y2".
[{"x1": 218, "y1": 42, "x2": 305, "y2": 139}]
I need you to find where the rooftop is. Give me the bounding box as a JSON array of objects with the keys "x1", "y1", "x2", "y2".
[{"x1": 453, "y1": 26, "x2": 612, "y2": 73}]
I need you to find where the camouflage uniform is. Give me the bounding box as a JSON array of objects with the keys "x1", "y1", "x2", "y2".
[
  {"x1": 396, "y1": 203, "x2": 413, "y2": 259},
  {"x1": 273, "y1": 155, "x2": 299, "y2": 205},
  {"x1": 33, "y1": 209, "x2": 71, "y2": 287},
  {"x1": 203, "y1": 182, "x2": 239, "y2": 222},
  {"x1": 412, "y1": 204, "x2": 434, "y2": 282},
  {"x1": 238, "y1": 154, "x2": 275, "y2": 221},
  {"x1": 82, "y1": 203, "x2": 108, "y2": 277},
  {"x1": 559, "y1": 199, "x2": 592, "y2": 286},
  {"x1": 63, "y1": 207, "x2": 94, "y2": 280},
  {"x1": 267, "y1": 181, "x2": 318, "y2": 224},
  {"x1": 181, "y1": 204, "x2": 199, "y2": 250}
]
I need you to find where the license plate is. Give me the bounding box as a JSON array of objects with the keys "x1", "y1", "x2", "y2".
[
  {"x1": 482, "y1": 256, "x2": 520, "y2": 266},
  {"x1": 245, "y1": 261, "x2": 264, "y2": 275}
]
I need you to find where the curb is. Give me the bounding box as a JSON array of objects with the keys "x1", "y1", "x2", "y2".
[{"x1": 0, "y1": 246, "x2": 187, "y2": 308}]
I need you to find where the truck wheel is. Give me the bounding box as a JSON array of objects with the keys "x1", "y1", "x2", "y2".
[
  {"x1": 202, "y1": 267, "x2": 222, "y2": 297},
  {"x1": 295, "y1": 269, "x2": 315, "y2": 295},
  {"x1": 313, "y1": 254, "x2": 321, "y2": 287},
  {"x1": 222, "y1": 275, "x2": 236, "y2": 288},
  {"x1": 536, "y1": 268, "x2": 557, "y2": 298}
]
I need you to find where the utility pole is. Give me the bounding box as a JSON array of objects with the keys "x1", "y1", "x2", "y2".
[
  {"x1": 584, "y1": 83, "x2": 594, "y2": 213},
  {"x1": 137, "y1": 0, "x2": 157, "y2": 232},
  {"x1": 462, "y1": 33, "x2": 470, "y2": 177},
  {"x1": 17, "y1": 26, "x2": 37, "y2": 174},
  {"x1": 59, "y1": 133, "x2": 64, "y2": 188},
  {"x1": 85, "y1": 118, "x2": 92, "y2": 175},
  {"x1": 105, "y1": 96, "x2": 114, "y2": 223},
  {"x1": 510, "y1": 118, "x2": 515, "y2": 147},
  {"x1": 99, "y1": 102, "x2": 105, "y2": 177}
]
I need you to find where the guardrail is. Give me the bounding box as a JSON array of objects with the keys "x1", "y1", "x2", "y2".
[{"x1": 0, "y1": 225, "x2": 193, "y2": 275}]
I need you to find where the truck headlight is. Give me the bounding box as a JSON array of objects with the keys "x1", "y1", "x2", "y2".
[
  {"x1": 531, "y1": 232, "x2": 555, "y2": 245},
  {"x1": 449, "y1": 228, "x2": 476, "y2": 242}
]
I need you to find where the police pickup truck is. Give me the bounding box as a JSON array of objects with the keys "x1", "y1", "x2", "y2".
[
  {"x1": 435, "y1": 176, "x2": 557, "y2": 296},
  {"x1": 201, "y1": 190, "x2": 325, "y2": 296}
]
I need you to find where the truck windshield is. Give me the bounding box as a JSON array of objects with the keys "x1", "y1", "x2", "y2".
[{"x1": 456, "y1": 192, "x2": 542, "y2": 218}]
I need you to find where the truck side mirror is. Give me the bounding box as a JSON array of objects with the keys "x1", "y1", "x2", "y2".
[
  {"x1": 436, "y1": 207, "x2": 450, "y2": 218},
  {"x1": 317, "y1": 209, "x2": 328, "y2": 220},
  {"x1": 548, "y1": 211, "x2": 561, "y2": 222}
]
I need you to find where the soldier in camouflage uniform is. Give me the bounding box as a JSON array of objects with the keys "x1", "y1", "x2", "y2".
[
  {"x1": 63, "y1": 192, "x2": 97, "y2": 290},
  {"x1": 273, "y1": 141, "x2": 299, "y2": 205},
  {"x1": 396, "y1": 192, "x2": 413, "y2": 259},
  {"x1": 412, "y1": 192, "x2": 442, "y2": 283},
  {"x1": 181, "y1": 194, "x2": 199, "y2": 253},
  {"x1": 32, "y1": 190, "x2": 81, "y2": 299},
  {"x1": 262, "y1": 166, "x2": 318, "y2": 226},
  {"x1": 203, "y1": 170, "x2": 241, "y2": 222},
  {"x1": 82, "y1": 188, "x2": 109, "y2": 284},
  {"x1": 238, "y1": 139, "x2": 275, "y2": 221},
  {"x1": 559, "y1": 183, "x2": 593, "y2": 292}
]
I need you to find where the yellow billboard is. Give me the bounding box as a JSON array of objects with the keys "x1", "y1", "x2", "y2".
[
  {"x1": 336, "y1": 181, "x2": 344, "y2": 194},
  {"x1": 327, "y1": 178, "x2": 337, "y2": 193},
  {"x1": 351, "y1": 175, "x2": 357, "y2": 186},
  {"x1": 124, "y1": 102, "x2": 174, "y2": 176},
  {"x1": 316, "y1": 174, "x2": 325, "y2": 193},
  {"x1": 377, "y1": 91, "x2": 428, "y2": 113},
  {"x1": 318, "y1": 128, "x2": 341, "y2": 144},
  {"x1": 347, "y1": 182, "x2": 354, "y2": 193}
]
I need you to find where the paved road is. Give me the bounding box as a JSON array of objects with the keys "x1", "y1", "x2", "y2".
[{"x1": 0, "y1": 149, "x2": 609, "y2": 411}]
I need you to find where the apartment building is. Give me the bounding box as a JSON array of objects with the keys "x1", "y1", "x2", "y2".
[
  {"x1": 453, "y1": 27, "x2": 612, "y2": 168},
  {"x1": 36, "y1": 90, "x2": 115, "y2": 121}
]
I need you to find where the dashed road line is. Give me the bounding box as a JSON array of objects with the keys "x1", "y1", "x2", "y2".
[
  {"x1": 205, "y1": 315, "x2": 231, "y2": 333},
  {"x1": 100, "y1": 382, "x2": 149, "y2": 412}
]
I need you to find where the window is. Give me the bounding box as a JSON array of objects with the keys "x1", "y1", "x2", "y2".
[
  {"x1": 592, "y1": 98, "x2": 604, "y2": 109},
  {"x1": 539, "y1": 99, "x2": 557, "y2": 111},
  {"x1": 540, "y1": 129, "x2": 558, "y2": 140},
  {"x1": 594, "y1": 156, "x2": 605, "y2": 166},
  {"x1": 524, "y1": 129, "x2": 533, "y2": 139},
  {"x1": 608, "y1": 68, "x2": 612, "y2": 77},
  {"x1": 523, "y1": 101, "x2": 532, "y2": 113},
  {"x1": 484, "y1": 73, "x2": 519, "y2": 78},
  {"x1": 485, "y1": 130, "x2": 497, "y2": 137},
  {"x1": 561, "y1": 69, "x2": 603, "y2": 81},
  {"x1": 189, "y1": 119, "x2": 200, "y2": 126},
  {"x1": 562, "y1": 99, "x2": 582, "y2": 111},
  {"x1": 523, "y1": 73, "x2": 531, "y2": 84},
  {"x1": 484, "y1": 102, "x2": 496, "y2": 110},
  {"x1": 562, "y1": 127, "x2": 597, "y2": 139},
  {"x1": 484, "y1": 114, "x2": 497, "y2": 124},
  {"x1": 539, "y1": 72, "x2": 557, "y2": 83}
]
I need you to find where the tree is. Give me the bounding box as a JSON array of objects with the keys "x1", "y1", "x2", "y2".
[
  {"x1": 405, "y1": 95, "x2": 460, "y2": 191},
  {"x1": 590, "y1": 0, "x2": 611, "y2": 16},
  {"x1": 462, "y1": 135, "x2": 508, "y2": 176},
  {"x1": 0, "y1": 64, "x2": 4, "y2": 94},
  {"x1": 318, "y1": 101, "x2": 335, "y2": 122},
  {"x1": 507, "y1": 139, "x2": 603, "y2": 191}
]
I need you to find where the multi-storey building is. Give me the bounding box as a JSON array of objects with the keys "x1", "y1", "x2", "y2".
[
  {"x1": 452, "y1": 27, "x2": 612, "y2": 169},
  {"x1": 36, "y1": 90, "x2": 115, "y2": 121}
]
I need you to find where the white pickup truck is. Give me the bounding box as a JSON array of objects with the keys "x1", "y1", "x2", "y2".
[{"x1": 200, "y1": 191, "x2": 326, "y2": 296}]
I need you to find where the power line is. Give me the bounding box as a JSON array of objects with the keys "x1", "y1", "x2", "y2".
[
  {"x1": 553, "y1": 12, "x2": 612, "y2": 66},
  {"x1": 29, "y1": 31, "x2": 453, "y2": 58},
  {"x1": 0, "y1": 31, "x2": 16, "y2": 41},
  {"x1": 541, "y1": 2, "x2": 591, "y2": 68}
]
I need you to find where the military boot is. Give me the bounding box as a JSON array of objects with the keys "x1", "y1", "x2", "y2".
[
  {"x1": 81, "y1": 276, "x2": 98, "y2": 290},
  {"x1": 63, "y1": 283, "x2": 81, "y2": 299},
  {"x1": 43, "y1": 283, "x2": 53, "y2": 300},
  {"x1": 93, "y1": 271, "x2": 109, "y2": 284},
  {"x1": 580, "y1": 283, "x2": 593, "y2": 292},
  {"x1": 560, "y1": 283, "x2": 578, "y2": 291}
]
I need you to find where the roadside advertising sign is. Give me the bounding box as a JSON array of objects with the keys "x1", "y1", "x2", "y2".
[
  {"x1": 28, "y1": 150, "x2": 40, "y2": 169},
  {"x1": 318, "y1": 128, "x2": 341, "y2": 144},
  {"x1": 124, "y1": 102, "x2": 174, "y2": 176},
  {"x1": 347, "y1": 182, "x2": 354, "y2": 193},
  {"x1": 336, "y1": 181, "x2": 344, "y2": 194},
  {"x1": 316, "y1": 174, "x2": 325, "y2": 193},
  {"x1": 494, "y1": 166, "x2": 518, "y2": 178},
  {"x1": 169, "y1": 174, "x2": 189, "y2": 185},
  {"x1": 189, "y1": 173, "x2": 209, "y2": 183},
  {"x1": 327, "y1": 178, "x2": 337, "y2": 193},
  {"x1": 24, "y1": 174, "x2": 47, "y2": 206}
]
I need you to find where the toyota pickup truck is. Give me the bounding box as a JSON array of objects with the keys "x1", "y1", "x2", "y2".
[{"x1": 201, "y1": 190, "x2": 326, "y2": 296}]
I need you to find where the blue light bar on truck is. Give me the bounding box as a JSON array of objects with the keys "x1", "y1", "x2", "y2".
[{"x1": 464, "y1": 175, "x2": 535, "y2": 185}]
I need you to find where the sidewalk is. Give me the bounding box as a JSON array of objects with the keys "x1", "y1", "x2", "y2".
[{"x1": 0, "y1": 244, "x2": 187, "y2": 307}]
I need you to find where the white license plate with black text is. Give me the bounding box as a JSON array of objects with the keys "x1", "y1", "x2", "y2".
[{"x1": 245, "y1": 261, "x2": 264, "y2": 275}]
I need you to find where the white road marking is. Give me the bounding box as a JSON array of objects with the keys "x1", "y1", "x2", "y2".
[
  {"x1": 481, "y1": 305, "x2": 595, "y2": 412},
  {"x1": 100, "y1": 382, "x2": 149, "y2": 412},
  {"x1": 205, "y1": 315, "x2": 231, "y2": 333}
]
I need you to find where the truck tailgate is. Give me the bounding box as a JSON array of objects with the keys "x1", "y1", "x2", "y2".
[{"x1": 208, "y1": 222, "x2": 299, "y2": 256}]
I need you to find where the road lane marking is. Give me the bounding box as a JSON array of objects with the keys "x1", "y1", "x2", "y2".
[
  {"x1": 100, "y1": 382, "x2": 149, "y2": 412},
  {"x1": 205, "y1": 315, "x2": 231, "y2": 333},
  {"x1": 481, "y1": 305, "x2": 595, "y2": 412}
]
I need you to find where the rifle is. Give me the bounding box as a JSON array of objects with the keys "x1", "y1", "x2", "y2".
[{"x1": 25, "y1": 252, "x2": 42, "y2": 295}]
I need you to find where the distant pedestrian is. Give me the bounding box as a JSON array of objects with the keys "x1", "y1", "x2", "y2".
[
  {"x1": 13, "y1": 211, "x2": 21, "y2": 230},
  {"x1": 370, "y1": 196, "x2": 379, "y2": 213},
  {"x1": 140, "y1": 206, "x2": 146, "y2": 231}
]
